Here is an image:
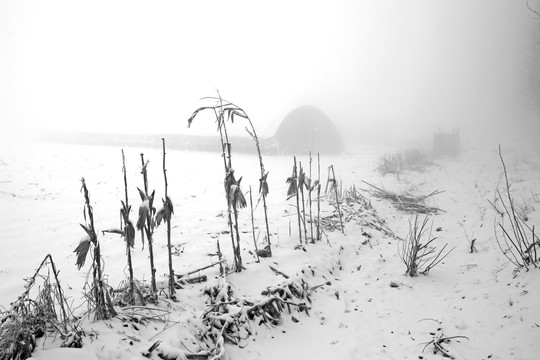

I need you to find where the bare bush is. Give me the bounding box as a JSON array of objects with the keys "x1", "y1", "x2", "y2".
[
  {"x1": 493, "y1": 146, "x2": 540, "y2": 270},
  {"x1": 399, "y1": 216, "x2": 454, "y2": 276},
  {"x1": 377, "y1": 149, "x2": 432, "y2": 177}
]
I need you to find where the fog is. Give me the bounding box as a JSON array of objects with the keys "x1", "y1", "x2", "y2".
[{"x1": 1, "y1": 0, "x2": 539, "y2": 148}]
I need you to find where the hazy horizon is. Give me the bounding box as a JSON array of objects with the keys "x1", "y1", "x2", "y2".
[{"x1": 1, "y1": 0, "x2": 539, "y2": 147}]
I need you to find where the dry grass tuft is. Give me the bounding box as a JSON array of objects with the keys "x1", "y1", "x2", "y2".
[{"x1": 399, "y1": 216, "x2": 454, "y2": 276}]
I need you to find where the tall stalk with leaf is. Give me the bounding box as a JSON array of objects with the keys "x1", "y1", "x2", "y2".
[
  {"x1": 102, "y1": 150, "x2": 139, "y2": 306},
  {"x1": 73, "y1": 178, "x2": 116, "y2": 320},
  {"x1": 188, "y1": 92, "x2": 246, "y2": 272},
  {"x1": 157, "y1": 138, "x2": 176, "y2": 299},
  {"x1": 298, "y1": 161, "x2": 309, "y2": 242},
  {"x1": 287, "y1": 156, "x2": 303, "y2": 245},
  {"x1": 137, "y1": 153, "x2": 158, "y2": 296}
]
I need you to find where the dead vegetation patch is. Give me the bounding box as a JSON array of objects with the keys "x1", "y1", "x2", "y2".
[{"x1": 362, "y1": 180, "x2": 444, "y2": 214}]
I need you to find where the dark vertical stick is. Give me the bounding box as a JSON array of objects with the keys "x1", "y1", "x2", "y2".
[
  {"x1": 216, "y1": 240, "x2": 224, "y2": 275},
  {"x1": 249, "y1": 186, "x2": 260, "y2": 262},
  {"x1": 330, "y1": 165, "x2": 344, "y2": 234},
  {"x1": 309, "y1": 151, "x2": 314, "y2": 243},
  {"x1": 232, "y1": 200, "x2": 243, "y2": 271},
  {"x1": 317, "y1": 153, "x2": 321, "y2": 241},
  {"x1": 299, "y1": 162, "x2": 308, "y2": 243},
  {"x1": 81, "y1": 178, "x2": 115, "y2": 319},
  {"x1": 294, "y1": 156, "x2": 303, "y2": 245},
  {"x1": 121, "y1": 149, "x2": 135, "y2": 304},
  {"x1": 47, "y1": 254, "x2": 69, "y2": 330},
  {"x1": 217, "y1": 107, "x2": 238, "y2": 271},
  {"x1": 244, "y1": 118, "x2": 272, "y2": 257},
  {"x1": 162, "y1": 138, "x2": 176, "y2": 299}
]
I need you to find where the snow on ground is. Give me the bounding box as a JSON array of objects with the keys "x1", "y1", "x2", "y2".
[{"x1": 0, "y1": 139, "x2": 539, "y2": 360}]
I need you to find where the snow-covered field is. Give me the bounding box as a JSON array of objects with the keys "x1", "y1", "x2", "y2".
[{"x1": 1, "y1": 139, "x2": 539, "y2": 360}]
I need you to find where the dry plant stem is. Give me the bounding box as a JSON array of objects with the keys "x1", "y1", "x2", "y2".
[
  {"x1": 496, "y1": 146, "x2": 539, "y2": 269},
  {"x1": 293, "y1": 157, "x2": 303, "y2": 245},
  {"x1": 216, "y1": 240, "x2": 224, "y2": 275},
  {"x1": 188, "y1": 92, "x2": 255, "y2": 269},
  {"x1": 122, "y1": 150, "x2": 135, "y2": 304},
  {"x1": 243, "y1": 113, "x2": 272, "y2": 257},
  {"x1": 249, "y1": 186, "x2": 260, "y2": 262},
  {"x1": 140, "y1": 153, "x2": 158, "y2": 294},
  {"x1": 162, "y1": 138, "x2": 176, "y2": 299},
  {"x1": 217, "y1": 98, "x2": 242, "y2": 272},
  {"x1": 330, "y1": 166, "x2": 344, "y2": 234},
  {"x1": 216, "y1": 106, "x2": 239, "y2": 271},
  {"x1": 299, "y1": 162, "x2": 308, "y2": 242},
  {"x1": 38, "y1": 254, "x2": 70, "y2": 330},
  {"x1": 309, "y1": 152, "x2": 314, "y2": 242},
  {"x1": 232, "y1": 199, "x2": 243, "y2": 272},
  {"x1": 317, "y1": 153, "x2": 321, "y2": 241},
  {"x1": 81, "y1": 178, "x2": 116, "y2": 319}
]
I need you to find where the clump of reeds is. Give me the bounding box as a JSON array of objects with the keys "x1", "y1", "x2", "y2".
[
  {"x1": 73, "y1": 178, "x2": 116, "y2": 319},
  {"x1": 399, "y1": 215, "x2": 454, "y2": 276},
  {"x1": 493, "y1": 146, "x2": 540, "y2": 270}
]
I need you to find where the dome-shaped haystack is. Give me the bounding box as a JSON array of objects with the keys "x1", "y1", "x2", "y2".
[{"x1": 273, "y1": 105, "x2": 343, "y2": 155}]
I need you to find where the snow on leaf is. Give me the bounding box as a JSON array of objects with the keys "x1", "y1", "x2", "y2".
[
  {"x1": 124, "y1": 220, "x2": 135, "y2": 248},
  {"x1": 137, "y1": 199, "x2": 150, "y2": 230},
  {"x1": 137, "y1": 187, "x2": 146, "y2": 201},
  {"x1": 155, "y1": 207, "x2": 165, "y2": 227},
  {"x1": 74, "y1": 237, "x2": 91, "y2": 270},
  {"x1": 102, "y1": 228, "x2": 124, "y2": 236},
  {"x1": 286, "y1": 177, "x2": 297, "y2": 199}
]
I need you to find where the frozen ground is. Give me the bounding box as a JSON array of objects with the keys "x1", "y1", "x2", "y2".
[{"x1": 0, "y1": 139, "x2": 539, "y2": 360}]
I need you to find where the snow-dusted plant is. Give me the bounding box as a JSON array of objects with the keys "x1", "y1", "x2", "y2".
[
  {"x1": 399, "y1": 215, "x2": 454, "y2": 277},
  {"x1": 156, "y1": 138, "x2": 176, "y2": 300},
  {"x1": 102, "y1": 150, "x2": 141, "y2": 306},
  {"x1": 136, "y1": 154, "x2": 158, "y2": 297},
  {"x1": 73, "y1": 178, "x2": 116, "y2": 319},
  {"x1": 187, "y1": 92, "x2": 248, "y2": 272},
  {"x1": 494, "y1": 146, "x2": 540, "y2": 270}
]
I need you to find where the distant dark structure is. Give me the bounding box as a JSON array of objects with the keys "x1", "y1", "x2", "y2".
[
  {"x1": 433, "y1": 128, "x2": 460, "y2": 156},
  {"x1": 272, "y1": 105, "x2": 344, "y2": 155}
]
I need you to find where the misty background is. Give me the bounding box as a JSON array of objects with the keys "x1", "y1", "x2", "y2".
[{"x1": 1, "y1": 0, "x2": 539, "y2": 147}]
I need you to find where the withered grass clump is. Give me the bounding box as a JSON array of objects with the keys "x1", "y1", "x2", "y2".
[
  {"x1": 377, "y1": 149, "x2": 432, "y2": 177},
  {"x1": 399, "y1": 216, "x2": 454, "y2": 277},
  {"x1": 362, "y1": 180, "x2": 444, "y2": 214},
  {"x1": 0, "y1": 255, "x2": 83, "y2": 360}
]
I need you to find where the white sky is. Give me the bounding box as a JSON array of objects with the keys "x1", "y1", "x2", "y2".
[{"x1": 0, "y1": 0, "x2": 538, "y2": 141}]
